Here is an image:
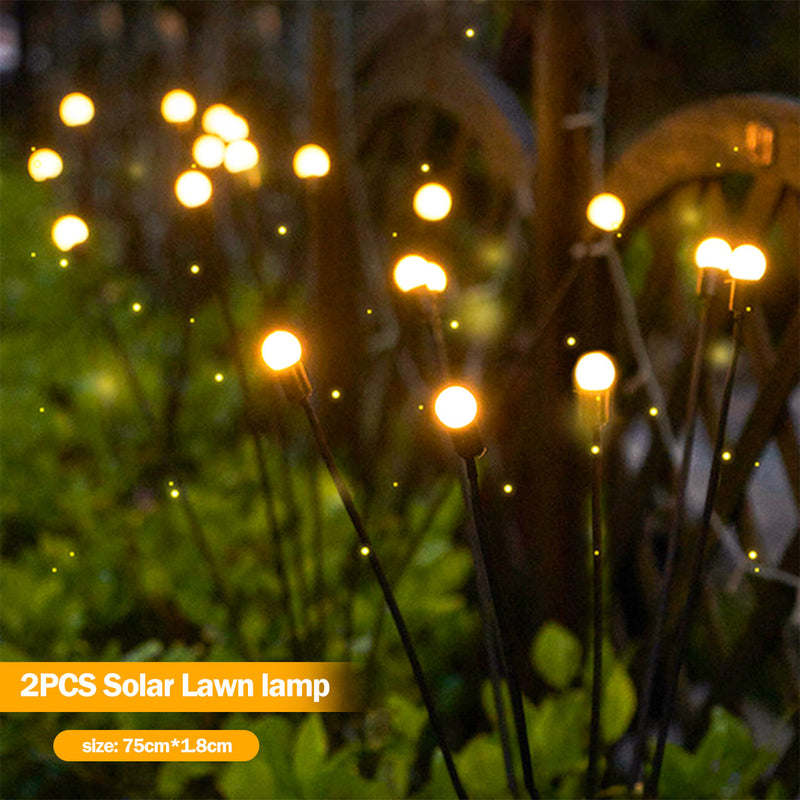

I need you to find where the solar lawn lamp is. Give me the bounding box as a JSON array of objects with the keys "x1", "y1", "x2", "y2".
[
  {"x1": 627, "y1": 236, "x2": 733, "y2": 792},
  {"x1": 260, "y1": 330, "x2": 468, "y2": 800},
  {"x1": 434, "y1": 385, "x2": 539, "y2": 800},
  {"x1": 645, "y1": 244, "x2": 767, "y2": 798},
  {"x1": 573, "y1": 351, "x2": 617, "y2": 800}
]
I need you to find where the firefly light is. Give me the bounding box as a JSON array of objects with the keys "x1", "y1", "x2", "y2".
[
  {"x1": 261, "y1": 331, "x2": 302, "y2": 371},
  {"x1": 293, "y1": 144, "x2": 331, "y2": 178},
  {"x1": 574, "y1": 351, "x2": 616, "y2": 393},
  {"x1": 192, "y1": 134, "x2": 225, "y2": 168},
  {"x1": 694, "y1": 237, "x2": 732, "y2": 271},
  {"x1": 51, "y1": 215, "x2": 89, "y2": 251},
  {"x1": 59, "y1": 92, "x2": 95, "y2": 126},
  {"x1": 434, "y1": 385, "x2": 478, "y2": 430},
  {"x1": 413, "y1": 182, "x2": 452, "y2": 221},
  {"x1": 586, "y1": 193, "x2": 625, "y2": 232},
  {"x1": 175, "y1": 170, "x2": 212, "y2": 208},
  {"x1": 160, "y1": 89, "x2": 196, "y2": 124},
  {"x1": 27, "y1": 148, "x2": 63, "y2": 181},
  {"x1": 729, "y1": 244, "x2": 766, "y2": 282},
  {"x1": 223, "y1": 139, "x2": 259, "y2": 173}
]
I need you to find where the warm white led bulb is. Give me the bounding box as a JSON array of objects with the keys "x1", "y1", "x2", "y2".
[
  {"x1": 59, "y1": 92, "x2": 95, "y2": 126},
  {"x1": 434, "y1": 385, "x2": 478, "y2": 429},
  {"x1": 192, "y1": 134, "x2": 226, "y2": 169},
  {"x1": 413, "y1": 182, "x2": 452, "y2": 221},
  {"x1": 694, "y1": 237, "x2": 732, "y2": 270},
  {"x1": 223, "y1": 140, "x2": 259, "y2": 173},
  {"x1": 729, "y1": 244, "x2": 766, "y2": 282},
  {"x1": 161, "y1": 89, "x2": 197, "y2": 123},
  {"x1": 175, "y1": 170, "x2": 213, "y2": 208},
  {"x1": 28, "y1": 148, "x2": 63, "y2": 181},
  {"x1": 393, "y1": 255, "x2": 430, "y2": 292},
  {"x1": 261, "y1": 331, "x2": 302, "y2": 371},
  {"x1": 586, "y1": 193, "x2": 625, "y2": 232},
  {"x1": 51, "y1": 215, "x2": 89, "y2": 251},
  {"x1": 574, "y1": 351, "x2": 616, "y2": 393},
  {"x1": 293, "y1": 144, "x2": 331, "y2": 178}
]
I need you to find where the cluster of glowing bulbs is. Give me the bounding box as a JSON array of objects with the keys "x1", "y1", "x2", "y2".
[
  {"x1": 393, "y1": 254, "x2": 447, "y2": 293},
  {"x1": 159, "y1": 91, "x2": 261, "y2": 207}
]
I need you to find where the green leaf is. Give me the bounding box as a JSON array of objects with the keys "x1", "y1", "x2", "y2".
[
  {"x1": 455, "y1": 733, "x2": 513, "y2": 799},
  {"x1": 531, "y1": 621, "x2": 582, "y2": 690},
  {"x1": 601, "y1": 661, "x2": 637, "y2": 744},
  {"x1": 219, "y1": 759, "x2": 275, "y2": 799},
  {"x1": 293, "y1": 714, "x2": 328, "y2": 794}
]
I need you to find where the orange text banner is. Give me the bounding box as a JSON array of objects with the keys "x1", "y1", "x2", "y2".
[{"x1": 0, "y1": 662, "x2": 361, "y2": 712}]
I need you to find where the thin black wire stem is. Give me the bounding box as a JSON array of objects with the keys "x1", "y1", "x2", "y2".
[
  {"x1": 464, "y1": 457, "x2": 539, "y2": 800},
  {"x1": 422, "y1": 295, "x2": 518, "y2": 797},
  {"x1": 645, "y1": 311, "x2": 745, "y2": 798},
  {"x1": 298, "y1": 396, "x2": 468, "y2": 800},
  {"x1": 627, "y1": 294, "x2": 714, "y2": 793},
  {"x1": 587, "y1": 430, "x2": 604, "y2": 799}
]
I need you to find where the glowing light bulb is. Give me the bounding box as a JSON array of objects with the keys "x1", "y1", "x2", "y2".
[
  {"x1": 424, "y1": 260, "x2": 448, "y2": 293},
  {"x1": 393, "y1": 254, "x2": 430, "y2": 292},
  {"x1": 223, "y1": 139, "x2": 259, "y2": 173},
  {"x1": 59, "y1": 92, "x2": 94, "y2": 126},
  {"x1": 192, "y1": 134, "x2": 225, "y2": 168},
  {"x1": 729, "y1": 244, "x2": 766, "y2": 282},
  {"x1": 261, "y1": 331, "x2": 302, "y2": 371},
  {"x1": 695, "y1": 237, "x2": 732, "y2": 271},
  {"x1": 293, "y1": 144, "x2": 331, "y2": 178},
  {"x1": 51, "y1": 215, "x2": 89, "y2": 251},
  {"x1": 574, "y1": 351, "x2": 616, "y2": 393},
  {"x1": 202, "y1": 104, "x2": 248, "y2": 142},
  {"x1": 413, "y1": 182, "x2": 452, "y2": 221},
  {"x1": 28, "y1": 148, "x2": 63, "y2": 181},
  {"x1": 175, "y1": 170, "x2": 212, "y2": 207},
  {"x1": 586, "y1": 193, "x2": 625, "y2": 232},
  {"x1": 434, "y1": 385, "x2": 478, "y2": 430},
  {"x1": 161, "y1": 89, "x2": 196, "y2": 123}
]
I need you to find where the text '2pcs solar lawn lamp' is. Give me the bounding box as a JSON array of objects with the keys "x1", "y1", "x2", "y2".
[
  {"x1": 260, "y1": 330, "x2": 468, "y2": 800},
  {"x1": 572, "y1": 351, "x2": 617, "y2": 800},
  {"x1": 646, "y1": 243, "x2": 767, "y2": 797},
  {"x1": 434, "y1": 386, "x2": 539, "y2": 800}
]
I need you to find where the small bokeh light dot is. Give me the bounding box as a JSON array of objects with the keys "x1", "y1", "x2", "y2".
[
  {"x1": 170, "y1": 488, "x2": 180, "y2": 498},
  {"x1": 465, "y1": 28, "x2": 475, "y2": 38},
  {"x1": 392, "y1": 481, "x2": 399, "y2": 488},
  {"x1": 189, "y1": 317, "x2": 195, "y2": 324},
  {"x1": 722, "y1": 450, "x2": 732, "y2": 461},
  {"x1": 421, "y1": 163, "x2": 430, "y2": 173},
  {"x1": 593, "y1": 550, "x2": 600, "y2": 557},
  {"x1": 132, "y1": 302, "x2": 142, "y2": 313},
  {"x1": 754, "y1": 566, "x2": 761, "y2": 573},
  {"x1": 449, "y1": 320, "x2": 459, "y2": 329},
  {"x1": 31, "y1": 252, "x2": 36, "y2": 258},
  {"x1": 566, "y1": 336, "x2": 577, "y2": 347},
  {"x1": 59, "y1": 258, "x2": 69, "y2": 267},
  {"x1": 591, "y1": 444, "x2": 601, "y2": 455},
  {"x1": 649, "y1": 407, "x2": 659, "y2": 417},
  {"x1": 69, "y1": 551, "x2": 75, "y2": 558},
  {"x1": 39, "y1": 407, "x2": 45, "y2": 413},
  {"x1": 190, "y1": 264, "x2": 200, "y2": 274},
  {"x1": 277, "y1": 225, "x2": 287, "y2": 235},
  {"x1": 754, "y1": 460, "x2": 760, "y2": 467},
  {"x1": 748, "y1": 550, "x2": 758, "y2": 560},
  {"x1": 214, "y1": 373, "x2": 224, "y2": 383},
  {"x1": 417, "y1": 404, "x2": 424, "y2": 411},
  {"x1": 331, "y1": 389, "x2": 341, "y2": 399},
  {"x1": 366, "y1": 308, "x2": 373, "y2": 315},
  {"x1": 360, "y1": 546, "x2": 370, "y2": 556},
  {"x1": 52, "y1": 567, "x2": 58, "y2": 573},
  {"x1": 392, "y1": 232, "x2": 398, "y2": 238},
  {"x1": 503, "y1": 484, "x2": 514, "y2": 495}
]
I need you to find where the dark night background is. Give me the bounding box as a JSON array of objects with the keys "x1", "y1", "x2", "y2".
[{"x1": 0, "y1": 2, "x2": 798, "y2": 799}]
